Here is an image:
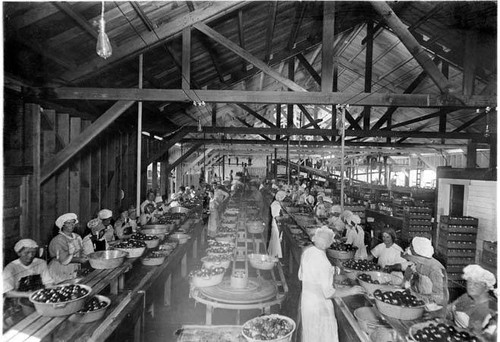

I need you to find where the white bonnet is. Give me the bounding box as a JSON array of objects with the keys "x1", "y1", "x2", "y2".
[
  {"x1": 463, "y1": 264, "x2": 496, "y2": 289},
  {"x1": 98, "y1": 209, "x2": 113, "y2": 220},
  {"x1": 14, "y1": 239, "x2": 38, "y2": 253},
  {"x1": 312, "y1": 226, "x2": 335, "y2": 248},
  {"x1": 55, "y1": 213, "x2": 78, "y2": 229},
  {"x1": 411, "y1": 237, "x2": 434, "y2": 258},
  {"x1": 330, "y1": 205, "x2": 342, "y2": 214},
  {"x1": 275, "y1": 191, "x2": 287, "y2": 201}
]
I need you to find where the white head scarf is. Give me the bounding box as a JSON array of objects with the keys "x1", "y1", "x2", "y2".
[
  {"x1": 155, "y1": 195, "x2": 163, "y2": 203},
  {"x1": 98, "y1": 209, "x2": 113, "y2": 220},
  {"x1": 87, "y1": 218, "x2": 104, "y2": 233},
  {"x1": 55, "y1": 213, "x2": 78, "y2": 229},
  {"x1": 350, "y1": 214, "x2": 361, "y2": 225},
  {"x1": 342, "y1": 210, "x2": 354, "y2": 223},
  {"x1": 463, "y1": 264, "x2": 496, "y2": 289},
  {"x1": 312, "y1": 226, "x2": 335, "y2": 249},
  {"x1": 275, "y1": 191, "x2": 287, "y2": 202},
  {"x1": 411, "y1": 237, "x2": 434, "y2": 258},
  {"x1": 328, "y1": 216, "x2": 345, "y2": 232},
  {"x1": 323, "y1": 197, "x2": 333, "y2": 204},
  {"x1": 14, "y1": 239, "x2": 38, "y2": 253}
]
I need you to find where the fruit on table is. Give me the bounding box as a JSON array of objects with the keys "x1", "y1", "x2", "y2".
[
  {"x1": 330, "y1": 242, "x2": 356, "y2": 252},
  {"x1": 31, "y1": 285, "x2": 89, "y2": 303},
  {"x1": 189, "y1": 267, "x2": 225, "y2": 278},
  {"x1": 146, "y1": 250, "x2": 170, "y2": 258},
  {"x1": 78, "y1": 296, "x2": 108, "y2": 313},
  {"x1": 206, "y1": 246, "x2": 235, "y2": 254},
  {"x1": 412, "y1": 322, "x2": 479, "y2": 342},
  {"x1": 130, "y1": 233, "x2": 159, "y2": 240},
  {"x1": 342, "y1": 259, "x2": 380, "y2": 271},
  {"x1": 358, "y1": 273, "x2": 384, "y2": 284},
  {"x1": 243, "y1": 316, "x2": 294, "y2": 340},
  {"x1": 113, "y1": 240, "x2": 147, "y2": 248},
  {"x1": 373, "y1": 289, "x2": 425, "y2": 307}
]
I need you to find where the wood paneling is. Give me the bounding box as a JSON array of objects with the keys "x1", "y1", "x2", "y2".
[
  {"x1": 55, "y1": 113, "x2": 70, "y2": 215},
  {"x1": 69, "y1": 117, "x2": 81, "y2": 216},
  {"x1": 80, "y1": 120, "x2": 92, "y2": 224},
  {"x1": 41, "y1": 110, "x2": 57, "y2": 243}
]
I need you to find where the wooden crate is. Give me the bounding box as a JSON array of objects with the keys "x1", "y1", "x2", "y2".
[{"x1": 440, "y1": 216, "x2": 478, "y2": 226}]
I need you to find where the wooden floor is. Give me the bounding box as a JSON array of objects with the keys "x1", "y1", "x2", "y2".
[{"x1": 143, "y1": 222, "x2": 302, "y2": 342}]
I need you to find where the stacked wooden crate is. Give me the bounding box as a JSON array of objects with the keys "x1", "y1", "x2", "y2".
[
  {"x1": 402, "y1": 206, "x2": 433, "y2": 243},
  {"x1": 480, "y1": 240, "x2": 497, "y2": 275},
  {"x1": 438, "y1": 216, "x2": 479, "y2": 288}
]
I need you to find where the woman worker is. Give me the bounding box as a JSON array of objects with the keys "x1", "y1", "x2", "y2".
[
  {"x1": 402, "y1": 237, "x2": 449, "y2": 309},
  {"x1": 4, "y1": 239, "x2": 54, "y2": 298},
  {"x1": 440, "y1": 264, "x2": 497, "y2": 336},
  {"x1": 140, "y1": 189, "x2": 156, "y2": 214},
  {"x1": 268, "y1": 190, "x2": 286, "y2": 259},
  {"x1": 370, "y1": 227, "x2": 407, "y2": 273},
  {"x1": 344, "y1": 214, "x2": 368, "y2": 259},
  {"x1": 82, "y1": 218, "x2": 107, "y2": 255},
  {"x1": 207, "y1": 190, "x2": 220, "y2": 238},
  {"x1": 299, "y1": 226, "x2": 364, "y2": 342},
  {"x1": 48, "y1": 213, "x2": 88, "y2": 284},
  {"x1": 313, "y1": 194, "x2": 327, "y2": 219},
  {"x1": 114, "y1": 207, "x2": 137, "y2": 240},
  {"x1": 98, "y1": 209, "x2": 115, "y2": 242}
]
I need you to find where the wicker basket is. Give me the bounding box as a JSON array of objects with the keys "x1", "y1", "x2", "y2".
[
  {"x1": 30, "y1": 284, "x2": 92, "y2": 317},
  {"x1": 88, "y1": 250, "x2": 128, "y2": 269},
  {"x1": 357, "y1": 271, "x2": 402, "y2": 296},
  {"x1": 191, "y1": 273, "x2": 224, "y2": 288},
  {"x1": 247, "y1": 253, "x2": 277, "y2": 270},
  {"x1": 326, "y1": 249, "x2": 355, "y2": 260},
  {"x1": 242, "y1": 314, "x2": 296, "y2": 342},
  {"x1": 246, "y1": 221, "x2": 265, "y2": 234},
  {"x1": 374, "y1": 296, "x2": 425, "y2": 320},
  {"x1": 68, "y1": 295, "x2": 110, "y2": 323}
]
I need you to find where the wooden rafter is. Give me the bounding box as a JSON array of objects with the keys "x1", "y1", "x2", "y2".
[
  {"x1": 297, "y1": 53, "x2": 321, "y2": 86},
  {"x1": 321, "y1": 1, "x2": 335, "y2": 93},
  {"x1": 363, "y1": 19, "x2": 374, "y2": 130},
  {"x1": 182, "y1": 27, "x2": 191, "y2": 90},
  {"x1": 371, "y1": 1, "x2": 453, "y2": 94},
  {"x1": 42, "y1": 87, "x2": 496, "y2": 108},
  {"x1": 384, "y1": 108, "x2": 456, "y2": 130},
  {"x1": 287, "y1": 2, "x2": 307, "y2": 50},
  {"x1": 198, "y1": 34, "x2": 226, "y2": 84},
  {"x1": 237, "y1": 9, "x2": 247, "y2": 71},
  {"x1": 144, "y1": 127, "x2": 192, "y2": 170},
  {"x1": 452, "y1": 110, "x2": 489, "y2": 133},
  {"x1": 53, "y1": 2, "x2": 98, "y2": 40},
  {"x1": 41, "y1": 101, "x2": 135, "y2": 183},
  {"x1": 60, "y1": 1, "x2": 247, "y2": 83},
  {"x1": 236, "y1": 104, "x2": 276, "y2": 127},
  {"x1": 165, "y1": 143, "x2": 203, "y2": 174},
  {"x1": 264, "y1": 1, "x2": 278, "y2": 63},
  {"x1": 194, "y1": 22, "x2": 307, "y2": 92},
  {"x1": 234, "y1": 117, "x2": 272, "y2": 141},
  {"x1": 297, "y1": 104, "x2": 329, "y2": 141}
]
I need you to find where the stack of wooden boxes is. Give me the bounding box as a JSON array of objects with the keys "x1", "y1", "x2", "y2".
[
  {"x1": 403, "y1": 205, "x2": 433, "y2": 244},
  {"x1": 481, "y1": 240, "x2": 497, "y2": 276},
  {"x1": 438, "y1": 216, "x2": 478, "y2": 288}
]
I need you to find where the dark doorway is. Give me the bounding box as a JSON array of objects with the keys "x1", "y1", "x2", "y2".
[{"x1": 449, "y1": 184, "x2": 465, "y2": 216}]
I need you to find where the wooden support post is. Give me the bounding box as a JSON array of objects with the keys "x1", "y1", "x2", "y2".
[
  {"x1": 463, "y1": 31, "x2": 477, "y2": 96},
  {"x1": 69, "y1": 117, "x2": 81, "y2": 216},
  {"x1": 321, "y1": 1, "x2": 335, "y2": 92},
  {"x1": 41, "y1": 110, "x2": 57, "y2": 241},
  {"x1": 28, "y1": 104, "x2": 41, "y2": 242},
  {"x1": 363, "y1": 20, "x2": 373, "y2": 130},
  {"x1": 152, "y1": 162, "x2": 158, "y2": 190},
  {"x1": 466, "y1": 140, "x2": 477, "y2": 168},
  {"x1": 276, "y1": 104, "x2": 281, "y2": 140},
  {"x1": 56, "y1": 113, "x2": 70, "y2": 215},
  {"x1": 79, "y1": 120, "x2": 91, "y2": 222},
  {"x1": 182, "y1": 27, "x2": 191, "y2": 90},
  {"x1": 164, "y1": 274, "x2": 172, "y2": 306},
  {"x1": 489, "y1": 137, "x2": 496, "y2": 170}
]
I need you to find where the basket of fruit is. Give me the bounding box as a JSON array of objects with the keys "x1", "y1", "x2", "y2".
[
  {"x1": 242, "y1": 314, "x2": 296, "y2": 342},
  {"x1": 110, "y1": 240, "x2": 147, "y2": 258},
  {"x1": 29, "y1": 284, "x2": 92, "y2": 317},
  {"x1": 408, "y1": 319, "x2": 479, "y2": 342},
  {"x1": 130, "y1": 232, "x2": 160, "y2": 249},
  {"x1": 342, "y1": 259, "x2": 381, "y2": 280},
  {"x1": 68, "y1": 295, "x2": 110, "y2": 323},
  {"x1": 88, "y1": 250, "x2": 128, "y2": 269},
  {"x1": 357, "y1": 271, "x2": 402, "y2": 296},
  {"x1": 140, "y1": 224, "x2": 172, "y2": 238},
  {"x1": 246, "y1": 221, "x2": 265, "y2": 234},
  {"x1": 327, "y1": 242, "x2": 356, "y2": 260},
  {"x1": 189, "y1": 267, "x2": 226, "y2": 288},
  {"x1": 201, "y1": 254, "x2": 233, "y2": 269},
  {"x1": 141, "y1": 250, "x2": 170, "y2": 266},
  {"x1": 206, "y1": 246, "x2": 235, "y2": 256},
  {"x1": 247, "y1": 253, "x2": 278, "y2": 270},
  {"x1": 373, "y1": 289, "x2": 426, "y2": 320}
]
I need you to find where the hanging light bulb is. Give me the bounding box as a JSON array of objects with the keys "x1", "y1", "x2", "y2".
[{"x1": 96, "y1": 2, "x2": 112, "y2": 59}]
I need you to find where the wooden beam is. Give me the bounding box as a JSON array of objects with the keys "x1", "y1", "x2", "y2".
[
  {"x1": 60, "y1": 1, "x2": 247, "y2": 83},
  {"x1": 264, "y1": 1, "x2": 279, "y2": 63},
  {"x1": 297, "y1": 104, "x2": 329, "y2": 141},
  {"x1": 40, "y1": 101, "x2": 135, "y2": 183},
  {"x1": 130, "y1": 2, "x2": 155, "y2": 31},
  {"x1": 234, "y1": 117, "x2": 272, "y2": 140},
  {"x1": 287, "y1": 59, "x2": 294, "y2": 129},
  {"x1": 321, "y1": 1, "x2": 335, "y2": 92},
  {"x1": 237, "y1": 104, "x2": 276, "y2": 127},
  {"x1": 145, "y1": 127, "x2": 191, "y2": 169},
  {"x1": 275, "y1": 103, "x2": 281, "y2": 140},
  {"x1": 193, "y1": 22, "x2": 307, "y2": 92},
  {"x1": 297, "y1": 53, "x2": 321, "y2": 86},
  {"x1": 42, "y1": 87, "x2": 496, "y2": 108},
  {"x1": 385, "y1": 108, "x2": 456, "y2": 130},
  {"x1": 211, "y1": 105, "x2": 217, "y2": 127},
  {"x1": 182, "y1": 27, "x2": 191, "y2": 90},
  {"x1": 165, "y1": 143, "x2": 203, "y2": 174},
  {"x1": 452, "y1": 111, "x2": 489, "y2": 133},
  {"x1": 237, "y1": 9, "x2": 247, "y2": 70},
  {"x1": 198, "y1": 34, "x2": 225, "y2": 83},
  {"x1": 463, "y1": 31, "x2": 477, "y2": 96},
  {"x1": 185, "y1": 148, "x2": 214, "y2": 170},
  {"x1": 371, "y1": 1, "x2": 453, "y2": 94},
  {"x1": 345, "y1": 110, "x2": 363, "y2": 131},
  {"x1": 53, "y1": 2, "x2": 98, "y2": 40},
  {"x1": 363, "y1": 19, "x2": 374, "y2": 130},
  {"x1": 287, "y1": 2, "x2": 307, "y2": 50}
]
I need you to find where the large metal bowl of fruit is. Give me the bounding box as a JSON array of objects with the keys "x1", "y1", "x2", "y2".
[
  {"x1": 327, "y1": 242, "x2": 356, "y2": 260},
  {"x1": 109, "y1": 240, "x2": 147, "y2": 258},
  {"x1": 189, "y1": 267, "x2": 226, "y2": 288},
  {"x1": 242, "y1": 314, "x2": 296, "y2": 342},
  {"x1": 357, "y1": 271, "x2": 402, "y2": 296},
  {"x1": 29, "y1": 284, "x2": 92, "y2": 317},
  {"x1": 69, "y1": 294, "x2": 110, "y2": 323},
  {"x1": 373, "y1": 289, "x2": 426, "y2": 320},
  {"x1": 130, "y1": 232, "x2": 160, "y2": 249},
  {"x1": 408, "y1": 319, "x2": 480, "y2": 342},
  {"x1": 341, "y1": 259, "x2": 381, "y2": 280}
]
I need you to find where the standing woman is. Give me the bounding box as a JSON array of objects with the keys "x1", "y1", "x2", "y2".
[
  {"x1": 299, "y1": 227, "x2": 364, "y2": 342},
  {"x1": 48, "y1": 213, "x2": 87, "y2": 284},
  {"x1": 268, "y1": 190, "x2": 286, "y2": 259},
  {"x1": 344, "y1": 214, "x2": 368, "y2": 259},
  {"x1": 207, "y1": 190, "x2": 220, "y2": 238}
]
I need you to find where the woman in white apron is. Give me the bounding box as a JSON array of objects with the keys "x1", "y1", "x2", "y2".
[
  {"x1": 207, "y1": 190, "x2": 220, "y2": 238},
  {"x1": 267, "y1": 190, "x2": 286, "y2": 258},
  {"x1": 299, "y1": 227, "x2": 364, "y2": 342},
  {"x1": 344, "y1": 214, "x2": 367, "y2": 259},
  {"x1": 48, "y1": 213, "x2": 88, "y2": 284}
]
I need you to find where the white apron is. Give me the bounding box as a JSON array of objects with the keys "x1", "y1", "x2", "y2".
[
  {"x1": 301, "y1": 282, "x2": 339, "y2": 342},
  {"x1": 268, "y1": 218, "x2": 282, "y2": 258}
]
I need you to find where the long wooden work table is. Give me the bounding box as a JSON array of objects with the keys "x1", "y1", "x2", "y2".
[
  {"x1": 4, "y1": 212, "x2": 205, "y2": 342},
  {"x1": 280, "y1": 208, "x2": 423, "y2": 342}
]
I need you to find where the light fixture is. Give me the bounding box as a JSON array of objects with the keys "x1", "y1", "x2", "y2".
[{"x1": 96, "y1": 1, "x2": 112, "y2": 59}]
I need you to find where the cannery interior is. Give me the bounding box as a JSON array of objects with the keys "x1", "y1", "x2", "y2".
[{"x1": 2, "y1": 1, "x2": 497, "y2": 341}]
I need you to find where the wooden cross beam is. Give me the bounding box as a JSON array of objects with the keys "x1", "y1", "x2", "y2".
[{"x1": 165, "y1": 143, "x2": 203, "y2": 174}]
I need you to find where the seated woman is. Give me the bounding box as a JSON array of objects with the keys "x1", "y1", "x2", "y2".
[
  {"x1": 446, "y1": 265, "x2": 497, "y2": 336},
  {"x1": 48, "y1": 213, "x2": 88, "y2": 284},
  {"x1": 4, "y1": 239, "x2": 54, "y2": 298},
  {"x1": 114, "y1": 207, "x2": 137, "y2": 239},
  {"x1": 140, "y1": 189, "x2": 156, "y2": 214},
  {"x1": 82, "y1": 218, "x2": 108, "y2": 254},
  {"x1": 139, "y1": 203, "x2": 157, "y2": 226},
  {"x1": 402, "y1": 237, "x2": 448, "y2": 310},
  {"x1": 98, "y1": 209, "x2": 115, "y2": 242}
]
